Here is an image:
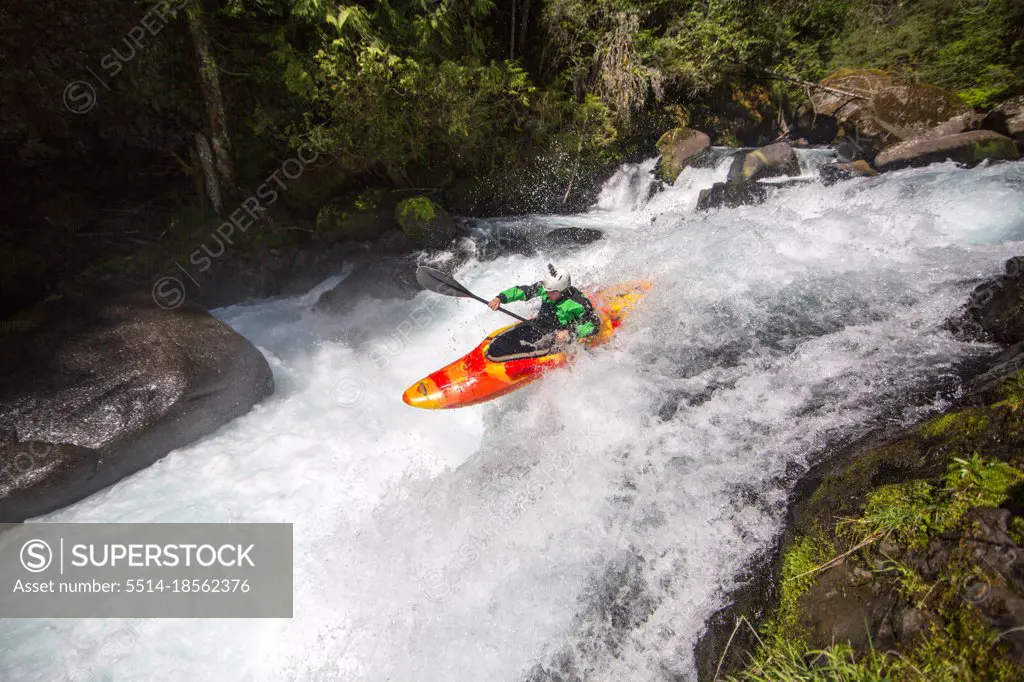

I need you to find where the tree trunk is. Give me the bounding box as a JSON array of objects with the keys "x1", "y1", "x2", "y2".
[
  {"x1": 510, "y1": 0, "x2": 517, "y2": 60},
  {"x1": 186, "y1": 0, "x2": 235, "y2": 213},
  {"x1": 187, "y1": 143, "x2": 209, "y2": 210},
  {"x1": 517, "y1": 0, "x2": 531, "y2": 59},
  {"x1": 194, "y1": 132, "x2": 222, "y2": 216}
]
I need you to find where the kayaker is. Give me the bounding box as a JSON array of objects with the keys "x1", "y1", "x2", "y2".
[{"x1": 486, "y1": 263, "x2": 601, "y2": 361}]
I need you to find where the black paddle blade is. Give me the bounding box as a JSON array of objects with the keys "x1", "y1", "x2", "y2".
[{"x1": 415, "y1": 266, "x2": 472, "y2": 298}]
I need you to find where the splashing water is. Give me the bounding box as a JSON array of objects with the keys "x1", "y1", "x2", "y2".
[{"x1": 3, "y1": 155, "x2": 1024, "y2": 681}]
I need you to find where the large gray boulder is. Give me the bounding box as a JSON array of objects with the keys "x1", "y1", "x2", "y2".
[
  {"x1": 655, "y1": 128, "x2": 711, "y2": 184},
  {"x1": 791, "y1": 104, "x2": 839, "y2": 145},
  {"x1": 923, "y1": 110, "x2": 992, "y2": 140},
  {"x1": 314, "y1": 256, "x2": 422, "y2": 316},
  {"x1": 951, "y1": 256, "x2": 1024, "y2": 345},
  {"x1": 819, "y1": 160, "x2": 879, "y2": 186},
  {"x1": 0, "y1": 293, "x2": 274, "y2": 521},
  {"x1": 726, "y1": 142, "x2": 800, "y2": 185},
  {"x1": 697, "y1": 182, "x2": 769, "y2": 211},
  {"x1": 810, "y1": 70, "x2": 967, "y2": 145},
  {"x1": 545, "y1": 227, "x2": 604, "y2": 249},
  {"x1": 396, "y1": 196, "x2": 457, "y2": 248},
  {"x1": 995, "y1": 96, "x2": 1024, "y2": 152},
  {"x1": 875, "y1": 130, "x2": 1019, "y2": 171}
]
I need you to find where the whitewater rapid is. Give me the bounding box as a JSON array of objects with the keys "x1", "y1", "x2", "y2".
[{"x1": 3, "y1": 153, "x2": 1024, "y2": 681}]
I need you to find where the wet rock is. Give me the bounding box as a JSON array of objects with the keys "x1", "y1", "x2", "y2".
[
  {"x1": 374, "y1": 229, "x2": 413, "y2": 253},
  {"x1": 893, "y1": 607, "x2": 940, "y2": 647},
  {"x1": 924, "y1": 109, "x2": 1002, "y2": 140},
  {"x1": 544, "y1": 227, "x2": 604, "y2": 249},
  {"x1": 966, "y1": 341, "x2": 1024, "y2": 406},
  {"x1": 395, "y1": 195, "x2": 457, "y2": 248},
  {"x1": 820, "y1": 160, "x2": 879, "y2": 186},
  {"x1": 994, "y1": 95, "x2": 1024, "y2": 152},
  {"x1": 696, "y1": 181, "x2": 769, "y2": 211},
  {"x1": 654, "y1": 128, "x2": 711, "y2": 184},
  {"x1": 791, "y1": 105, "x2": 839, "y2": 145},
  {"x1": 313, "y1": 255, "x2": 421, "y2": 316},
  {"x1": 811, "y1": 69, "x2": 968, "y2": 146},
  {"x1": 726, "y1": 142, "x2": 800, "y2": 185},
  {"x1": 471, "y1": 224, "x2": 539, "y2": 262},
  {"x1": 693, "y1": 548, "x2": 780, "y2": 681},
  {"x1": 875, "y1": 130, "x2": 1019, "y2": 171},
  {"x1": 951, "y1": 255, "x2": 1024, "y2": 345},
  {"x1": 799, "y1": 562, "x2": 899, "y2": 653},
  {"x1": 183, "y1": 240, "x2": 357, "y2": 308},
  {"x1": 0, "y1": 293, "x2": 274, "y2": 521},
  {"x1": 959, "y1": 509, "x2": 1024, "y2": 664}
]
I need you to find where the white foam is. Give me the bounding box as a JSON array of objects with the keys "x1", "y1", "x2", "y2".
[{"x1": 2, "y1": 159, "x2": 1023, "y2": 681}]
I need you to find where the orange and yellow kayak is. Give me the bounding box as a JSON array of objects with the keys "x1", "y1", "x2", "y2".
[{"x1": 402, "y1": 280, "x2": 652, "y2": 409}]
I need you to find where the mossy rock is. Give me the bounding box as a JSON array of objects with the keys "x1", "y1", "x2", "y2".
[
  {"x1": 654, "y1": 127, "x2": 710, "y2": 184},
  {"x1": 820, "y1": 160, "x2": 879, "y2": 186},
  {"x1": 996, "y1": 96, "x2": 1024, "y2": 146},
  {"x1": 315, "y1": 188, "x2": 395, "y2": 243},
  {"x1": 726, "y1": 141, "x2": 800, "y2": 185},
  {"x1": 875, "y1": 130, "x2": 1020, "y2": 171},
  {"x1": 702, "y1": 269, "x2": 1024, "y2": 679},
  {"x1": 696, "y1": 181, "x2": 769, "y2": 211},
  {"x1": 395, "y1": 195, "x2": 456, "y2": 248},
  {"x1": 812, "y1": 69, "x2": 968, "y2": 144}
]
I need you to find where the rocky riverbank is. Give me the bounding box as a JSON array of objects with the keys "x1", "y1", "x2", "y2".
[
  {"x1": 0, "y1": 293, "x2": 273, "y2": 522},
  {"x1": 696, "y1": 257, "x2": 1024, "y2": 680}
]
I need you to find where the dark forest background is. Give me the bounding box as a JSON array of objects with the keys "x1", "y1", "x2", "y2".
[{"x1": 2, "y1": 0, "x2": 1022, "y2": 315}]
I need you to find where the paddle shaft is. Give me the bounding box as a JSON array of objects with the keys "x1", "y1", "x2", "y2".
[
  {"x1": 416, "y1": 265, "x2": 529, "y2": 322},
  {"x1": 468, "y1": 292, "x2": 529, "y2": 323}
]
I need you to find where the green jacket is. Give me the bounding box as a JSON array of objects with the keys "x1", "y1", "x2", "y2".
[{"x1": 497, "y1": 283, "x2": 600, "y2": 340}]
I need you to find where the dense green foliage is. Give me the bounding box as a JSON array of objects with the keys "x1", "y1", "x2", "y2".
[
  {"x1": 2, "y1": 0, "x2": 1020, "y2": 314},
  {"x1": 213, "y1": 0, "x2": 1023, "y2": 188}
]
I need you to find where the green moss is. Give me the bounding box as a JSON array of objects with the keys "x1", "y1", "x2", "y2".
[
  {"x1": 352, "y1": 187, "x2": 386, "y2": 211},
  {"x1": 765, "y1": 534, "x2": 837, "y2": 640},
  {"x1": 875, "y1": 557, "x2": 930, "y2": 603},
  {"x1": 997, "y1": 371, "x2": 1024, "y2": 409},
  {"x1": 735, "y1": 452, "x2": 1024, "y2": 681},
  {"x1": 398, "y1": 195, "x2": 437, "y2": 224},
  {"x1": 734, "y1": 559, "x2": 1023, "y2": 682},
  {"x1": 394, "y1": 195, "x2": 455, "y2": 247},
  {"x1": 909, "y1": 599, "x2": 1022, "y2": 681},
  {"x1": 971, "y1": 137, "x2": 1020, "y2": 163},
  {"x1": 315, "y1": 192, "x2": 389, "y2": 242},
  {"x1": 822, "y1": 67, "x2": 891, "y2": 84},
  {"x1": 852, "y1": 479, "x2": 937, "y2": 548},
  {"x1": 944, "y1": 453, "x2": 1024, "y2": 509},
  {"x1": 1010, "y1": 517, "x2": 1024, "y2": 546},
  {"x1": 918, "y1": 409, "x2": 990, "y2": 440},
  {"x1": 847, "y1": 455, "x2": 1023, "y2": 549}
]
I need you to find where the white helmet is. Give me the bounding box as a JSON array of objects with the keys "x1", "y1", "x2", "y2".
[{"x1": 542, "y1": 262, "x2": 571, "y2": 292}]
